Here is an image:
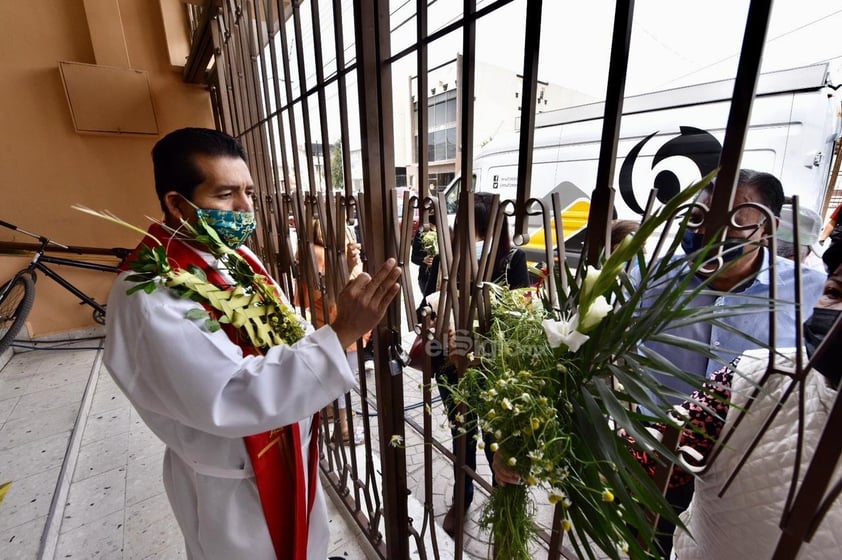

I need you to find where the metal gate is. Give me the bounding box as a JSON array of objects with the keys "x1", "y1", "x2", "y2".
[{"x1": 183, "y1": 1, "x2": 841, "y2": 558}]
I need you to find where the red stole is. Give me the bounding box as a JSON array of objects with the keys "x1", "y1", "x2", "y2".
[{"x1": 125, "y1": 224, "x2": 320, "y2": 560}]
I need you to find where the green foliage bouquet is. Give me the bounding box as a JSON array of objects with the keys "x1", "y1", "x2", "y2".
[
  {"x1": 447, "y1": 173, "x2": 764, "y2": 559},
  {"x1": 421, "y1": 229, "x2": 439, "y2": 257}
]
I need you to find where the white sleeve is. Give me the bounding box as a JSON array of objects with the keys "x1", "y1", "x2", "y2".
[{"x1": 104, "y1": 275, "x2": 355, "y2": 437}]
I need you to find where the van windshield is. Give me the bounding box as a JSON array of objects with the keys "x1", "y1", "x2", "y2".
[
  {"x1": 443, "y1": 174, "x2": 477, "y2": 214},
  {"x1": 445, "y1": 178, "x2": 460, "y2": 214}
]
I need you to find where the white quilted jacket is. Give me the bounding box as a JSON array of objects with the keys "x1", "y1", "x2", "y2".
[{"x1": 673, "y1": 349, "x2": 842, "y2": 559}]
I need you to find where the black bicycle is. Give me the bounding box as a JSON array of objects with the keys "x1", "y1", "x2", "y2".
[{"x1": 0, "y1": 219, "x2": 130, "y2": 354}]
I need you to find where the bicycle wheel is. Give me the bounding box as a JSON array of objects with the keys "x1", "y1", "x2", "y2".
[
  {"x1": 0, "y1": 274, "x2": 35, "y2": 355},
  {"x1": 92, "y1": 304, "x2": 106, "y2": 325}
]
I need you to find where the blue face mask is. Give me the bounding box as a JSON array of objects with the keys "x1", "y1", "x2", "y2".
[
  {"x1": 195, "y1": 208, "x2": 256, "y2": 249},
  {"x1": 680, "y1": 230, "x2": 746, "y2": 263}
]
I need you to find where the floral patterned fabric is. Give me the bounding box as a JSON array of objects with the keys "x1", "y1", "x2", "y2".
[
  {"x1": 195, "y1": 207, "x2": 256, "y2": 248},
  {"x1": 624, "y1": 361, "x2": 735, "y2": 489}
]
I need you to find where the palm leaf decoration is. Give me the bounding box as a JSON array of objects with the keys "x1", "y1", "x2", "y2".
[{"x1": 73, "y1": 206, "x2": 305, "y2": 349}]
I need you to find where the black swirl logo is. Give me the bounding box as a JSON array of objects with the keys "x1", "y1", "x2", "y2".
[{"x1": 619, "y1": 126, "x2": 721, "y2": 215}]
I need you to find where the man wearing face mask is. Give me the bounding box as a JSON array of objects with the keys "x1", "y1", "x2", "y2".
[
  {"x1": 103, "y1": 128, "x2": 402, "y2": 560},
  {"x1": 669, "y1": 237, "x2": 842, "y2": 559},
  {"x1": 643, "y1": 169, "x2": 826, "y2": 405},
  {"x1": 637, "y1": 169, "x2": 826, "y2": 555}
]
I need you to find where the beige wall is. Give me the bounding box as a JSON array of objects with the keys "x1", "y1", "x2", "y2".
[{"x1": 0, "y1": 0, "x2": 213, "y2": 338}]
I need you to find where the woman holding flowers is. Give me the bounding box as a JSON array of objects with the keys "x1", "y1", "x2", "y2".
[{"x1": 411, "y1": 209, "x2": 438, "y2": 299}]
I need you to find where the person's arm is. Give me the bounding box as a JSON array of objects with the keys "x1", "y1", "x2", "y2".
[
  {"x1": 105, "y1": 259, "x2": 400, "y2": 436},
  {"x1": 344, "y1": 224, "x2": 363, "y2": 279},
  {"x1": 819, "y1": 218, "x2": 837, "y2": 242},
  {"x1": 820, "y1": 204, "x2": 842, "y2": 242},
  {"x1": 421, "y1": 255, "x2": 440, "y2": 296}
]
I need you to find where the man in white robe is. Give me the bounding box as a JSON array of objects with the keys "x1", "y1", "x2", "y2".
[{"x1": 104, "y1": 127, "x2": 401, "y2": 560}]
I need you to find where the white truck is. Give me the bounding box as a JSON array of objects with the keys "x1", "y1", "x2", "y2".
[{"x1": 442, "y1": 62, "x2": 841, "y2": 262}]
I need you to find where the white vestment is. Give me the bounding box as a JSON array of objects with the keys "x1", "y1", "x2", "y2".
[
  {"x1": 104, "y1": 244, "x2": 355, "y2": 560},
  {"x1": 674, "y1": 349, "x2": 842, "y2": 559}
]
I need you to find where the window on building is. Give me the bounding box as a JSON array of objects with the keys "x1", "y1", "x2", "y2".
[
  {"x1": 395, "y1": 167, "x2": 407, "y2": 187},
  {"x1": 423, "y1": 90, "x2": 456, "y2": 162}
]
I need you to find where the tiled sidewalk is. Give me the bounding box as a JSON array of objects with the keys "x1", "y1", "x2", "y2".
[{"x1": 0, "y1": 340, "x2": 373, "y2": 559}]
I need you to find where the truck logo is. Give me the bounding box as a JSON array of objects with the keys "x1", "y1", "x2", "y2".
[{"x1": 618, "y1": 126, "x2": 721, "y2": 214}]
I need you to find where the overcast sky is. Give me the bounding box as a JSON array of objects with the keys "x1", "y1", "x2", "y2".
[
  {"x1": 280, "y1": 0, "x2": 842, "y2": 155},
  {"x1": 451, "y1": 0, "x2": 842, "y2": 98}
]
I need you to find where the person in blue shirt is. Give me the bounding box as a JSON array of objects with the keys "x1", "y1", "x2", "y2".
[
  {"x1": 638, "y1": 169, "x2": 826, "y2": 556},
  {"x1": 642, "y1": 169, "x2": 825, "y2": 403}
]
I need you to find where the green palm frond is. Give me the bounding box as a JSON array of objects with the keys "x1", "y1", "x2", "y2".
[{"x1": 446, "y1": 170, "x2": 785, "y2": 559}]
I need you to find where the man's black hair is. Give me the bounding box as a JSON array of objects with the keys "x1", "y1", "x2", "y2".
[
  {"x1": 704, "y1": 168, "x2": 785, "y2": 217},
  {"x1": 152, "y1": 128, "x2": 248, "y2": 212}
]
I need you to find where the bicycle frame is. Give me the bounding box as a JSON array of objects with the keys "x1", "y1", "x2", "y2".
[
  {"x1": 1, "y1": 219, "x2": 127, "y2": 324},
  {"x1": 29, "y1": 253, "x2": 119, "y2": 317}
]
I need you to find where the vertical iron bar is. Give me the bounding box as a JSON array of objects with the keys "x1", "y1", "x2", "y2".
[
  {"x1": 243, "y1": 0, "x2": 278, "y2": 273},
  {"x1": 277, "y1": 0, "x2": 303, "y2": 197},
  {"x1": 704, "y1": 0, "x2": 773, "y2": 242},
  {"x1": 354, "y1": 0, "x2": 410, "y2": 558},
  {"x1": 266, "y1": 0, "x2": 290, "y2": 197},
  {"x1": 225, "y1": 7, "x2": 248, "y2": 136},
  {"x1": 291, "y1": 1, "x2": 318, "y2": 195},
  {"x1": 583, "y1": 0, "x2": 634, "y2": 267},
  {"x1": 331, "y1": 0, "x2": 355, "y2": 203},
  {"x1": 274, "y1": 0, "x2": 308, "y2": 271},
  {"x1": 416, "y1": 0, "x2": 429, "y2": 206},
  {"x1": 310, "y1": 0, "x2": 334, "y2": 195},
  {"x1": 255, "y1": 0, "x2": 295, "y2": 289},
  {"x1": 210, "y1": 10, "x2": 234, "y2": 133},
  {"x1": 456, "y1": 0, "x2": 477, "y2": 339},
  {"x1": 512, "y1": 0, "x2": 543, "y2": 243}
]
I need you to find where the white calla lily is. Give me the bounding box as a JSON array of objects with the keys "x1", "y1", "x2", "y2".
[
  {"x1": 579, "y1": 295, "x2": 613, "y2": 332},
  {"x1": 542, "y1": 316, "x2": 590, "y2": 353},
  {"x1": 580, "y1": 266, "x2": 601, "y2": 303}
]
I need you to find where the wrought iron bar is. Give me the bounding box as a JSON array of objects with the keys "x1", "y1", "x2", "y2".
[
  {"x1": 330, "y1": 0, "x2": 355, "y2": 201},
  {"x1": 183, "y1": 1, "x2": 217, "y2": 83},
  {"x1": 415, "y1": 0, "x2": 429, "y2": 206},
  {"x1": 291, "y1": 1, "x2": 319, "y2": 196},
  {"x1": 209, "y1": 12, "x2": 234, "y2": 132},
  {"x1": 512, "y1": 0, "x2": 542, "y2": 243},
  {"x1": 354, "y1": 0, "x2": 410, "y2": 557},
  {"x1": 583, "y1": 0, "x2": 633, "y2": 267},
  {"x1": 703, "y1": 0, "x2": 772, "y2": 244},
  {"x1": 255, "y1": 0, "x2": 296, "y2": 292}
]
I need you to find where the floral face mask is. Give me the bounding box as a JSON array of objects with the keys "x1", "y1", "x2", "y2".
[{"x1": 195, "y1": 207, "x2": 256, "y2": 249}]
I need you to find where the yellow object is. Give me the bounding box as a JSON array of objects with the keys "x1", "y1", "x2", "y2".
[
  {"x1": 522, "y1": 198, "x2": 591, "y2": 258},
  {"x1": 0, "y1": 481, "x2": 11, "y2": 507}
]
